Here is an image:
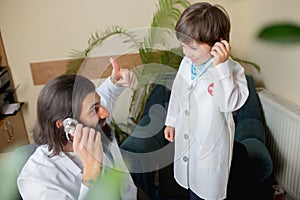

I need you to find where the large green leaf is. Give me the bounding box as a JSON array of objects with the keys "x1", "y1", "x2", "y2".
[
  {"x1": 66, "y1": 26, "x2": 139, "y2": 74},
  {"x1": 144, "y1": 0, "x2": 190, "y2": 49},
  {"x1": 65, "y1": 0, "x2": 260, "y2": 144},
  {"x1": 258, "y1": 23, "x2": 300, "y2": 43}
]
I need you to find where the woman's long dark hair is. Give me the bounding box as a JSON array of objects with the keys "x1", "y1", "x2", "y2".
[{"x1": 32, "y1": 74, "x2": 95, "y2": 156}]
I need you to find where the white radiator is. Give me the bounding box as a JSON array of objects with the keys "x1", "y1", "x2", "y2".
[{"x1": 258, "y1": 89, "x2": 300, "y2": 200}]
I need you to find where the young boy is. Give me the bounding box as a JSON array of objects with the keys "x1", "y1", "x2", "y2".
[{"x1": 164, "y1": 2, "x2": 249, "y2": 200}]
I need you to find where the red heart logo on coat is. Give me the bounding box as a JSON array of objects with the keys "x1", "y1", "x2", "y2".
[{"x1": 208, "y1": 82, "x2": 214, "y2": 96}]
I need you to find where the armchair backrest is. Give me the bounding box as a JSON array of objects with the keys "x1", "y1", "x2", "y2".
[{"x1": 234, "y1": 75, "x2": 264, "y2": 124}]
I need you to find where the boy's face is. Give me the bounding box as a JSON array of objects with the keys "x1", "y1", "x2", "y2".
[{"x1": 181, "y1": 41, "x2": 212, "y2": 66}]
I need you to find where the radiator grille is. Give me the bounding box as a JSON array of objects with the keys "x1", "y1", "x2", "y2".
[{"x1": 258, "y1": 89, "x2": 300, "y2": 200}]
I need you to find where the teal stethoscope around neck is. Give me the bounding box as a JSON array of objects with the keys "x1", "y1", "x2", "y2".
[{"x1": 190, "y1": 57, "x2": 214, "y2": 80}]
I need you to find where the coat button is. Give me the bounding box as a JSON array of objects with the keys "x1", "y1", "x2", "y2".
[
  {"x1": 184, "y1": 134, "x2": 189, "y2": 139},
  {"x1": 183, "y1": 156, "x2": 189, "y2": 162},
  {"x1": 185, "y1": 110, "x2": 189, "y2": 115}
]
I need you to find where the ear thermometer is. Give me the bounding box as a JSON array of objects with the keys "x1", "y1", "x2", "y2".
[{"x1": 63, "y1": 118, "x2": 78, "y2": 142}]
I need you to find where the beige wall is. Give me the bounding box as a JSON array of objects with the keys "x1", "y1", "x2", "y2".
[
  {"x1": 243, "y1": 0, "x2": 300, "y2": 106},
  {"x1": 207, "y1": 0, "x2": 300, "y2": 106},
  {"x1": 0, "y1": 0, "x2": 156, "y2": 142},
  {"x1": 0, "y1": 0, "x2": 300, "y2": 141}
]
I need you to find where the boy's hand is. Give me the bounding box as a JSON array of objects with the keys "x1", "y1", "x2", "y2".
[
  {"x1": 211, "y1": 40, "x2": 231, "y2": 66},
  {"x1": 164, "y1": 126, "x2": 175, "y2": 142}
]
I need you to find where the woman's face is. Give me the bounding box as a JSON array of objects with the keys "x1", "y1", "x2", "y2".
[{"x1": 181, "y1": 41, "x2": 212, "y2": 66}]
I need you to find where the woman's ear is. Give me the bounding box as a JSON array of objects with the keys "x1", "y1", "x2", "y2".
[{"x1": 56, "y1": 120, "x2": 63, "y2": 128}]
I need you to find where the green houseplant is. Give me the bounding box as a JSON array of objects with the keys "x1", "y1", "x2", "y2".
[
  {"x1": 258, "y1": 23, "x2": 300, "y2": 43},
  {"x1": 67, "y1": 0, "x2": 190, "y2": 143},
  {"x1": 66, "y1": 0, "x2": 261, "y2": 143}
]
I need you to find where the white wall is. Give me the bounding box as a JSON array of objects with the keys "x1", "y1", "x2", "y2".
[
  {"x1": 243, "y1": 0, "x2": 300, "y2": 106},
  {"x1": 0, "y1": 0, "x2": 156, "y2": 142},
  {"x1": 0, "y1": 0, "x2": 300, "y2": 141},
  {"x1": 206, "y1": 0, "x2": 300, "y2": 106}
]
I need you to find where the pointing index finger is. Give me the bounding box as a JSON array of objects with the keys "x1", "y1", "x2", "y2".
[{"x1": 110, "y1": 57, "x2": 119, "y2": 72}]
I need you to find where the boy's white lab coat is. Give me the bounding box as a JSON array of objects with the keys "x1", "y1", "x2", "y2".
[{"x1": 165, "y1": 57, "x2": 249, "y2": 200}]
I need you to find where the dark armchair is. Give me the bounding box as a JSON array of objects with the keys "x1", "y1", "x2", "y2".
[{"x1": 120, "y1": 75, "x2": 274, "y2": 200}]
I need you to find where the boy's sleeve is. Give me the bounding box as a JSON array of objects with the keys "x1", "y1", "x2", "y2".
[
  {"x1": 165, "y1": 91, "x2": 179, "y2": 127},
  {"x1": 165, "y1": 72, "x2": 182, "y2": 127},
  {"x1": 207, "y1": 58, "x2": 249, "y2": 112}
]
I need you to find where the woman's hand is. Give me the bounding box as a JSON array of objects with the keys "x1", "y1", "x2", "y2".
[
  {"x1": 73, "y1": 124, "x2": 103, "y2": 187},
  {"x1": 164, "y1": 126, "x2": 175, "y2": 142},
  {"x1": 110, "y1": 57, "x2": 137, "y2": 88},
  {"x1": 211, "y1": 40, "x2": 231, "y2": 66}
]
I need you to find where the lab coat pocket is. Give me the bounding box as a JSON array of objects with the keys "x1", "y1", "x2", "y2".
[{"x1": 198, "y1": 145, "x2": 223, "y2": 171}]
